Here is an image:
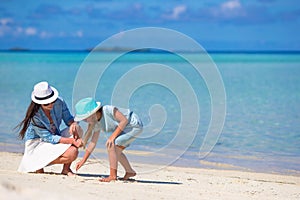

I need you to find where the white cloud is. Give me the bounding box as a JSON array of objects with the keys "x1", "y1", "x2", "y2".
[
  {"x1": 0, "y1": 18, "x2": 14, "y2": 36},
  {"x1": 133, "y1": 3, "x2": 142, "y2": 11},
  {"x1": 16, "y1": 27, "x2": 23, "y2": 33},
  {"x1": 0, "y1": 18, "x2": 13, "y2": 26},
  {"x1": 12, "y1": 27, "x2": 23, "y2": 36},
  {"x1": 164, "y1": 5, "x2": 187, "y2": 20},
  {"x1": 221, "y1": 0, "x2": 241, "y2": 11},
  {"x1": 173, "y1": 5, "x2": 186, "y2": 18},
  {"x1": 75, "y1": 30, "x2": 83, "y2": 37},
  {"x1": 40, "y1": 31, "x2": 53, "y2": 39},
  {"x1": 210, "y1": 0, "x2": 244, "y2": 18},
  {"x1": 25, "y1": 27, "x2": 37, "y2": 36}
]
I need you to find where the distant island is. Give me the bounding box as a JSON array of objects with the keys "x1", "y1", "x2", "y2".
[
  {"x1": 86, "y1": 47, "x2": 178, "y2": 53},
  {"x1": 7, "y1": 47, "x2": 166, "y2": 53},
  {"x1": 9, "y1": 47, "x2": 30, "y2": 51}
]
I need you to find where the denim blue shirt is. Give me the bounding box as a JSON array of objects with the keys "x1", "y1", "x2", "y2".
[{"x1": 24, "y1": 97, "x2": 74, "y2": 144}]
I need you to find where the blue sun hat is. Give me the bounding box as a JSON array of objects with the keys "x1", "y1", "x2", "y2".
[{"x1": 74, "y1": 97, "x2": 102, "y2": 121}]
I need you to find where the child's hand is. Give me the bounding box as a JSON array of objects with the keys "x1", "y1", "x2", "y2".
[
  {"x1": 76, "y1": 160, "x2": 85, "y2": 171},
  {"x1": 106, "y1": 137, "x2": 115, "y2": 148}
]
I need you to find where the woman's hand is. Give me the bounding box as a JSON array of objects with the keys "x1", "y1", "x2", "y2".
[
  {"x1": 72, "y1": 138, "x2": 83, "y2": 148},
  {"x1": 69, "y1": 122, "x2": 82, "y2": 139},
  {"x1": 59, "y1": 137, "x2": 82, "y2": 147}
]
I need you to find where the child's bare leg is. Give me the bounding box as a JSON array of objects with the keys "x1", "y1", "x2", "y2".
[
  {"x1": 116, "y1": 146, "x2": 136, "y2": 180},
  {"x1": 100, "y1": 168, "x2": 117, "y2": 182},
  {"x1": 100, "y1": 144, "x2": 118, "y2": 182}
]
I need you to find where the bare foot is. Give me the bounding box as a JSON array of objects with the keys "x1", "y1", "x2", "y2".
[
  {"x1": 99, "y1": 176, "x2": 117, "y2": 182},
  {"x1": 123, "y1": 172, "x2": 136, "y2": 180},
  {"x1": 61, "y1": 169, "x2": 75, "y2": 176},
  {"x1": 35, "y1": 168, "x2": 44, "y2": 173}
]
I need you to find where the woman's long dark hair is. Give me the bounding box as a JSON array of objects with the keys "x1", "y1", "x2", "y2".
[{"x1": 15, "y1": 101, "x2": 40, "y2": 139}]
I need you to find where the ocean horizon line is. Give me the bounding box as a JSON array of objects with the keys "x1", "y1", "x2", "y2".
[{"x1": 1, "y1": 48, "x2": 300, "y2": 54}]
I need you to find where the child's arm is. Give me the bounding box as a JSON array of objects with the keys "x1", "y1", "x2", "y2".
[
  {"x1": 106, "y1": 107, "x2": 128, "y2": 148},
  {"x1": 76, "y1": 130, "x2": 100, "y2": 171}
]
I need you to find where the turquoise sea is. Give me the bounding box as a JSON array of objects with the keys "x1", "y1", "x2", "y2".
[{"x1": 0, "y1": 51, "x2": 299, "y2": 175}]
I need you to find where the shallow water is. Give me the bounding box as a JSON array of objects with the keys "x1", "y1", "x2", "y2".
[{"x1": 1, "y1": 51, "x2": 299, "y2": 175}]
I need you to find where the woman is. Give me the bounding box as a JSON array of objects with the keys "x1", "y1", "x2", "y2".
[
  {"x1": 16, "y1": 81, "x2": 83, "y2": 175},
  {"x1": 74, "y1": 97, "x2": 143, "y2": 182}
]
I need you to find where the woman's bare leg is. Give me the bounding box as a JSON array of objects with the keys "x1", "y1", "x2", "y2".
[
  {"x1": 61, "y1": 163, "x2": 74, "y2": 176},
  {"x1": 49, "y1": 146, "x2": 78, "y2": 176},
  {"x1": 35, "y1": 168, "x2": 44, "y2": 173}
]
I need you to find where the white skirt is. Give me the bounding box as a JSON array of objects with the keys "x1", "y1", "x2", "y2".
[{"x1": 18, "y1": 128, "x2": 71, "y2": 173}]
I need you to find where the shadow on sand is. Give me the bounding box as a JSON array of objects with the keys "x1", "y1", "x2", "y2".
[{"x1": 76, "y1": 173, "x2": 182, "y2": 185}]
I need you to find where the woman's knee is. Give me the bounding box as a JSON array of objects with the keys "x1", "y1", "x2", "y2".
[{"x1": 65, "y1": 146, "x2": 78, "y2": 161}]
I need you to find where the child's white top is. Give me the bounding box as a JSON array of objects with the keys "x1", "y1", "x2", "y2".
[{"x1": 94, "y1": 105, "x2": 140, "y2": 133}]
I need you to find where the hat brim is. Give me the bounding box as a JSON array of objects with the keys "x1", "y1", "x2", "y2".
[
  {"x1": 31, "y1": 86, "x2": 59, "y2": 105},
  {"x1": 74, "y1": 102, "x2": 102, "y2": 122}
]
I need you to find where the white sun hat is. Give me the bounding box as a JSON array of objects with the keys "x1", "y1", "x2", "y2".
[{"x1": 31, "y1": 81, "x2": 59, "y2": 105}]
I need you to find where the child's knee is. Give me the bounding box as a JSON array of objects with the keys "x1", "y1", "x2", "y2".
[{"x1": 106, "y1": 143, "x2": 116, "y2": 151}]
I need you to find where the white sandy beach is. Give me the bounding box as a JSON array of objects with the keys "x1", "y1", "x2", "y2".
[{"x1": 0, "y1": 151, "x2": 299, "y2": 200}]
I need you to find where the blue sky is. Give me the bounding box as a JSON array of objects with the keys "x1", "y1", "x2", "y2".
[{"x1": 0, "y1": 0, "x2": 299, "y2": 51}]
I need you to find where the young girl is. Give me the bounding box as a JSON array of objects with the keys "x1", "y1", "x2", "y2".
[{"x1": 74, "y1": 97, "x2": 143, "y2": 182}]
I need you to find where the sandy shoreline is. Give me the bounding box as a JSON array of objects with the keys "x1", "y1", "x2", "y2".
[{"x1": 0, "y1": 151, "x2": 299, "y2": 200}]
